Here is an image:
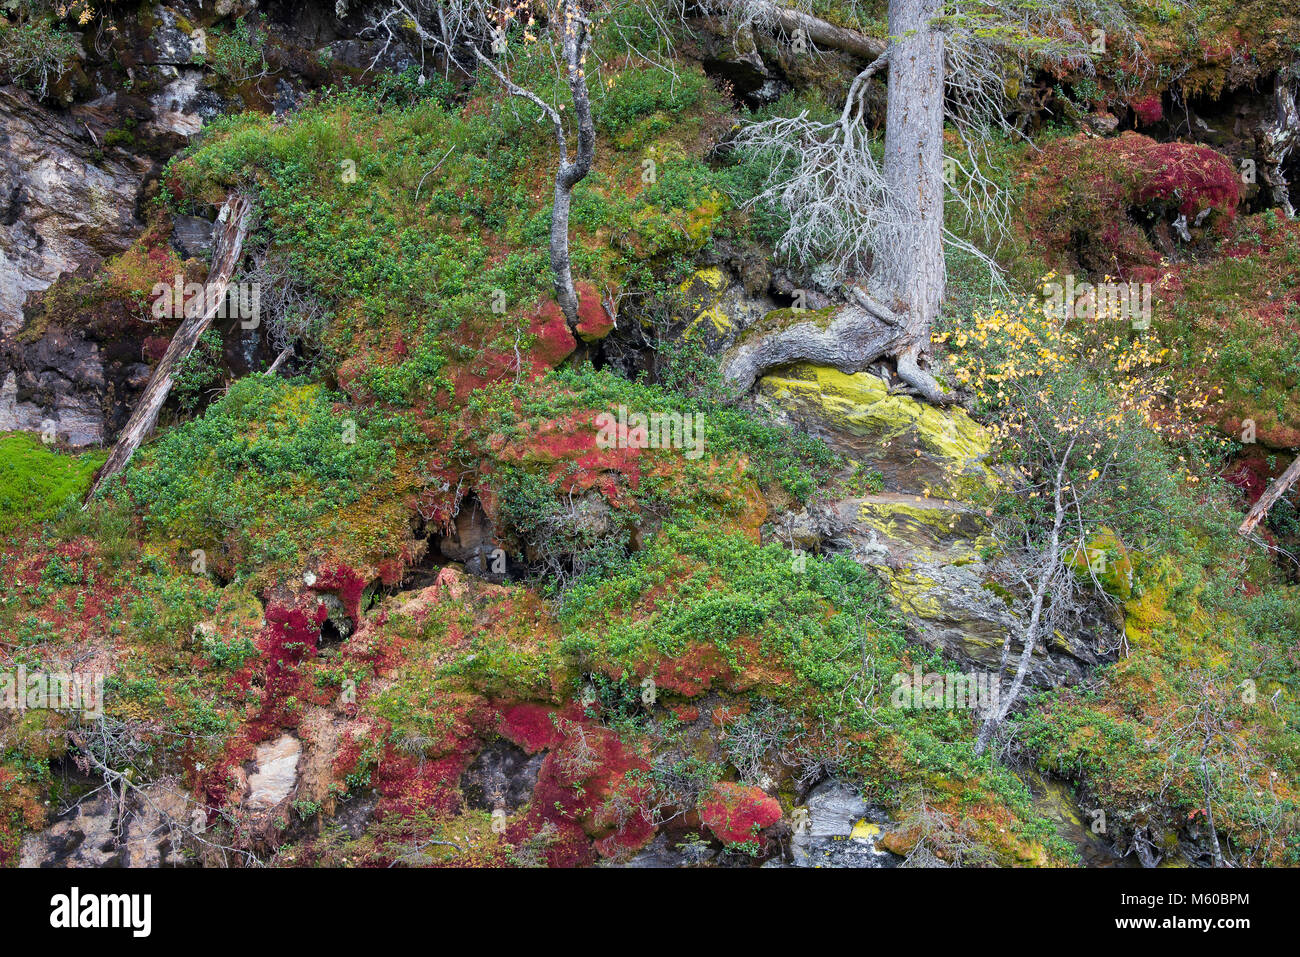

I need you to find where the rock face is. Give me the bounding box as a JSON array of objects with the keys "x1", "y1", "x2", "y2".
[
  {"x1": 0, "y1": 354, "x2": 110, "y2": 447},
  {"x1": 245, "y1": 734, "x2": 302, "y2": 811},
  {"x1": 781, "y1": 778, "x2": 900, "y2": 868},
  {"x1": 0, "y1": 2, "x2": 421, "y2": 448},
  {"x1": 460, "y1": 740, "x2": 545, "y2": 812},
  {"x1": 0, "y1": 73, "x2": 189, "y2": 446},
  {"x1": 760, "y1": 363, "x2": 1116, "y2": 688},
  {"x1": 0, "y1": 85, "x2": 152, "y2": 336},
  {"x1": 19, "y1": 786, "x2": 193, "y2": 868}
]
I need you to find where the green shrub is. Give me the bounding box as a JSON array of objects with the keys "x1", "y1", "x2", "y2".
[
  {"x1": 172, "y1": 328, "x2": 226, "y2": 413},
  {"x1": 0, "y1": 16, "x2": 77, "y2": 98}
]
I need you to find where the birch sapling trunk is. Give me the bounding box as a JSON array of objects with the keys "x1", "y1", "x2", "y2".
[
  {"x1": 974, "y1": 446, "x2": 1072, "y2": 755},
  {"x1": 549, "y1": 5, "x2": 595, "y2": 327}
]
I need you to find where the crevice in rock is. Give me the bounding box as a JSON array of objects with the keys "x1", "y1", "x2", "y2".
[
  {"x1": 315, "y1": 593, "x2": 354, "y2": 649},
  {"x1": 460, "y1": 739, "x2": 544, "y2": 813},
  {"x1": 318, "y1": 615, "x2": 346, "y2": 650},
  {"x1": 396, "y1": 539, "x2": 452, "y2": 592},
  {"x1": 432, "y1": 491, "x2": 512, "y2": 582}
]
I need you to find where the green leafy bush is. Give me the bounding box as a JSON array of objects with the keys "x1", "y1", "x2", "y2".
[
  {"x1": 172, "y1": 328, "x2": 226, "y2": 413},
  {"x1": 0, "y1": 15, "x2": 77, "y2": 98},
  {"x1": 122, "y1": 376, "x2": 402, "y2": 571}
]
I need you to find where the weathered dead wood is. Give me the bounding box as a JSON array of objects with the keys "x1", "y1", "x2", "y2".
[
  {"x1": 265, "y1": 346, "x2": 295, "y2": 375},
  {"x1": 691, "y1": 2, "x2": 887, "y2": 61},
  {"x1": 87, "y1": 193, "x2": 253, "y2": 501},
  {"x1": 1239, "y1": 454, "x2": 1300, "y2": 536}
]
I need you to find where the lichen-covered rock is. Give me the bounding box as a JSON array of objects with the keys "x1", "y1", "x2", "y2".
[
  {"x1": 782, "y1": 778, "x2": 900, "y2": 868},
  {"x1": 675, "y1": 266, "x2": 778, "y2": 354},
  {"x1": 760, "y1": 363, "x2": 1112, "y2": 688},
  {"x1": 759, "y1": 363, "x2": 995, "y2": 499}
]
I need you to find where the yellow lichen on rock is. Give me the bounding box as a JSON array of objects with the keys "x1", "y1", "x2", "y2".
[
  {"x1": 678, "y1": 267, "x2": 733, "y2": 338},
  {"x1": 856, "y1": 495, "x2": 984, "y2": 554},
  {"x1": 760, "y1": 364, "x2": 996, "y2": 498}
]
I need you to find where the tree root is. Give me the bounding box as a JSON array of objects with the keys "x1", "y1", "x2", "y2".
[
  {"x1": 719, "y1": 302, "x2": 908, "y2": 396},
  {"x1": 720, "y1": 302, "x2": 966, "y2": 408},
  {"x1": 894, "y1": 344, "x2": 965, "y2": 407}
]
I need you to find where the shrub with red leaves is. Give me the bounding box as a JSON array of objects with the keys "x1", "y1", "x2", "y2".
[{"x1": 699, "y1": 782, "x2": 781, "y2": 846}]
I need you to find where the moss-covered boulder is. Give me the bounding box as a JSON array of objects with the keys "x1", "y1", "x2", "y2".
[
  {"x1": 759, "y1": 364, "x2": 1111, "y2": 689},
  {"x1": 758, "y1": 363, "x2": 996, "y2": 499}
]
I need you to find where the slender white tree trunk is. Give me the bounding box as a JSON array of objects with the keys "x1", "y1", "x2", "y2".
[
  {"x1": 467, "y1": 2, "x2": 594, "y2": 328},
  {"x1": 975, "y1": 448, "x2": 1072, "y2": 755},
  {"x1": 551, "y1": 15, "x2": 595, "y2": 327}
]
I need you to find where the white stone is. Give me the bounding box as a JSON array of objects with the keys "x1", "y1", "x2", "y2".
[{"x1": 246, "y1": 735, "x2": 301, "y2": 810}]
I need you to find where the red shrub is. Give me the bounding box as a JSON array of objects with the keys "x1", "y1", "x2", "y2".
[
  {"x1": 1130, "y1": 95, "x2": 1164, "y2": 126},
  {"x1": 699, "y1": 782, "x2": 781, "y2": 845}
]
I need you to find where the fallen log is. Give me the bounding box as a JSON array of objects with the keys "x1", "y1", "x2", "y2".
[
  {"x1": 691, "y1": 1, "x2": 886, "y2": 61},
  {"x1": 87, "y1": 193, "x2": 253, "y2": 501},
  {"x1": 1239, "y1": 454, "x2": 1300, "y2": 536}
]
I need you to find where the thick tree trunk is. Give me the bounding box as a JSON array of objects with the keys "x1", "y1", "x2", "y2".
[
  {"x1": 87, "y1": 194, "x2": 252, "y2": 501},
  {"x1": 875, "y1": 0, "x2": 946, "y2": 399},
  {"x1": 720, "y1": 0, "x2": 951, "y2": 401}
]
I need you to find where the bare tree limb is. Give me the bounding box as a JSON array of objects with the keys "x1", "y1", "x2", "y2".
[
  {"x1": 690, "y1": 1, "x2": 887, "y2": 61},
  {"x1": 87, "y1": 193, "x2": 253, "y2": 501},
  {"x1": 1239, "y1": 454, "x2": 1300, "y2": 536}
]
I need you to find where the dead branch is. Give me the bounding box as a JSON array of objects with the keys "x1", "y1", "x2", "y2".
[
  {"x1": 1239, "y1": 454, "x2": 1300, "y2": 536},
  {"x1": 87, "y1": 193, "x2": 253, "y2": 500}
]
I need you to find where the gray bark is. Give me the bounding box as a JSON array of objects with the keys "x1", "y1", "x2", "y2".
[
  {"x1": 974, "y1": 445, "x2": 1071, "y2": 755},
  {"x1": 470, "y1": 3, "x2": 594, "y2": 328},
  {"x1": 691, "y1": 1, "x2": 887, "y2": 61},
  {"x1": 1261, "y1": 64, "x2": 1299, "y2": 218},
  {"x1": 266, "y1": 346, "x2": 294, "y2": 375},
  {"x1": 721, "y1": 293, "x2": 907, "y2": 391},
  {"x1": 1238, "y1": 454, "x2": 1300, "y2": 536},
  {"x1": 720, "y1": 0, "x2": 952, "y2": 402},
  {"x1": 87, "y1": 194, "x2": 252, "y2": 500},
  {"x1": 1201, "y1": 752, "x2": 1225, "y2": 867},
  {"x1": 876, "y1": 0, "x2": 947, "y2": 400},
  {"x1": 550, "y1": 9, "x2": 596, "y2": 327}
]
